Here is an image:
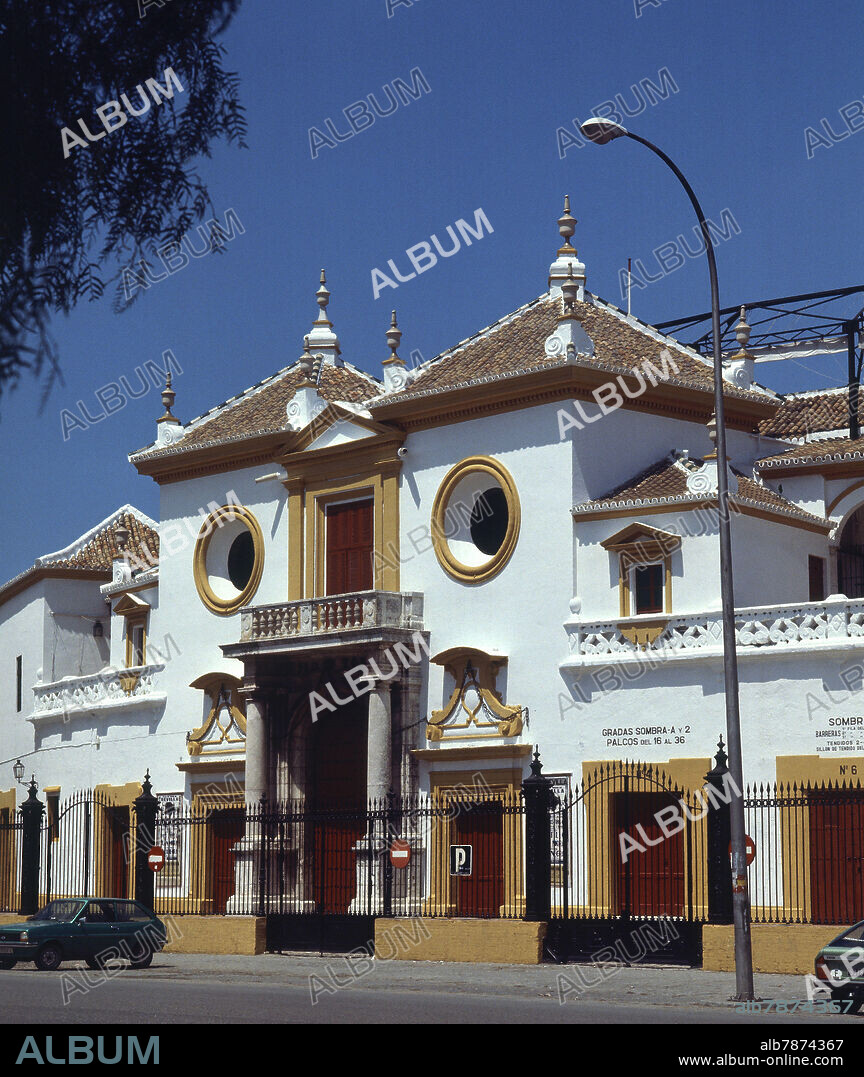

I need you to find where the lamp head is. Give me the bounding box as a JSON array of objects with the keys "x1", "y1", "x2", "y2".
[
  {"x1": 13, "y1": 760, "x2": 24, "y2": 784},
  {"x1": 580, "y1": 118, "x2": 628, "y2": 145}
]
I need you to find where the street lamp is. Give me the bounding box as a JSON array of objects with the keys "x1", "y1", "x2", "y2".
[
  {"x1": 13, "y1": 760, "x2": 25, "y2": 785},
  {"x1": 580, "y1": 117, "x2": 755, "y2": 1000}
]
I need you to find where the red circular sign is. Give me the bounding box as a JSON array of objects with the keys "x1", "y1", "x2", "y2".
[
  {"x1": 390, "y1": 839, "x2": 411, "y2": 869},
  {"x1": 147, "y1": 846, "x2": 166, "y2": 873},
  {"x1": 728, "y1": 836, "x2": 756, "y2": 867}
]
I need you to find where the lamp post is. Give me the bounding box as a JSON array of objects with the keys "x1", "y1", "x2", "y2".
[{"x1": 580, "y1": 118, "x2": 754, "y2": 1000}]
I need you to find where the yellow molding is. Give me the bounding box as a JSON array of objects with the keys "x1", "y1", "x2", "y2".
[
  {"x1": 826, "y1": 479, "x2": 864, "y2": 517},
  {"x1": 193, "y1": 504, "x2": 265, "y2": 616},
  {"x1": 371, "y1": 363, "x2": 776, "y2": 431},
  {"x1": 411, "y1": 744, "x2": 532, "y2": 762},
  {"x1": 430, "y1": 455, "x2": 520, "y2": 584}
]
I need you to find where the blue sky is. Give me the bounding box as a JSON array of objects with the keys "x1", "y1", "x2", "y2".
[{"x1": 3, "y1": 0, "x2": 863, "y2": 578}]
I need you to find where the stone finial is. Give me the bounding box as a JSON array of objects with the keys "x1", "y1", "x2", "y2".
[
  {"x1": 315, "y1": 269, "x2": 331, "y2": 325},
  {"x1": 113, "y1": 522, "x2": 130, "y2": 559},
  {"x1": 558, "y1": 195, "x2": 577, "y2": 250},
  {"x1": 382, "y1": 310, "x2": 409, "y2": 393},
  {"x1": 549, "y1": 196, "x2": 587, "y2": 300},
  {"x1": 298, "y1": 336, "x2": 315, "y2": 384},
  {"x1": 386, "y1": 310, "x2": 403, "y2": 360},
  {"x1": 735, "y1": 306, "x2": 752, "y2": 352},
  {"x1": 157, "y1": 372, "x2": 180, "y2": 425},
  {"x1": 561, "y1": 265, "x2": 579, "y2": 314},
  {"x1": 306, "y1": 269, "x2": 343, "y2": 366},
  {"x1": 724, "y1": 305, "x2": 756, "y2": 391}
]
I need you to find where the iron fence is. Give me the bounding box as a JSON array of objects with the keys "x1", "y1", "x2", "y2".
[
  {"x1": 149, "y1": 790, "x2": 525, "y2": 919},
  {"x1": 0, "y1": 813, "x2": 20, "y2": 913},
  {"x1": 745, "y1": 780, "x2": 864, "y2": 924},
  {"x1": 549, "y1": 761, "x2": 710, "y2": 923}
]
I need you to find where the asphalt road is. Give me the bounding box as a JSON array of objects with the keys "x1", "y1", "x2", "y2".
[{"x1": 0, "y1": 954, "x2": 860, "y2": 1026}]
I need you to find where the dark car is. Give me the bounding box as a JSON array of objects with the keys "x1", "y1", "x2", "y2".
[
  {"x1": 815, "y1": 919, "x2": 864, "y2": 1007},
  {"x1": 0, "y1": 898, "x2": 166, "y2": 971}
]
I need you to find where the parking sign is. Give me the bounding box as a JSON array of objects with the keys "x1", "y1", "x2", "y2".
[{"x1": 450, "y1": 844, "x2": 472, "y2": 876}]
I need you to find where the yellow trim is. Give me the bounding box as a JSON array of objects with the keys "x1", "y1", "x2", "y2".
[
  {"x1": 431, "y1": 456, "x2": 521, "y2": 584},
  {"x1": 426, "y1": 766, "x2": 524, "y2": 917},
  {"x1": 193, "y1": 504, "x2": 265, "y2": 616},
  {"x1": 124, "y1": 613, "x2": 147, "y2": 671},
  {"x1": 285, "y1": 479, "x2": 305, "y2": 601},
  {"x1": 0, "y1": 788, "x2": 17, "y2": 912},
  {"x1": 827, "y1": 479, "x2": 864, "y2": 517},
  {"x1": 412, "y1": 744, "x2": 532, "y2": 762},
  {"x1": 427, "y1": 648, "x2": 522, "y2": 742},
  {"x1": 187, "y1": 673, "x2": 247, "y2": 758},
  {"x1": 772, "y1": 755, "x2": 864, "y2": 923},
  {"x1": 92, "y1": 782, "x2": 140, "y2": 899},
  {"x1": 578, "y1": 758, "x2": 710, "y2": 918}
]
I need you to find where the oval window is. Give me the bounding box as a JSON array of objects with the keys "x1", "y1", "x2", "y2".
[
  {"x1": 193, "y1": 505, "x2": 264, "y2": 615},
  {"x1": 431, "y1": 457, "x2": 520, "y2": 583}
]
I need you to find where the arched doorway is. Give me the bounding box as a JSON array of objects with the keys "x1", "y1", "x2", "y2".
[{"x1": 838, "y1": 505, "x2": 864, "y2": 597}]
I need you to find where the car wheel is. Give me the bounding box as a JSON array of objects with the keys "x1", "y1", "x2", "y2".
[
  {"x1": 128, "y1": 950, "x2": 153, "y2": 970},
  {"x1": 0, "y1": 957, "x2": 16, "y2": 970},
  {"x1": 34, "y1": 943, "x2": 63, "y2": 971}
]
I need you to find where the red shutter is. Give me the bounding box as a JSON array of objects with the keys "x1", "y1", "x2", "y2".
[{"x1": 325, "y1": 499, "x2": 374, "y2": 595}]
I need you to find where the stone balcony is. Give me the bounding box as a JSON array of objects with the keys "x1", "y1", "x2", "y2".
[
  {"x1": 224, "y1": 590, "x2": 425, "y2": 660},
  {"x1": 29, "y1": 663, "x2": 167, "y2": 724},
  {"x1": 561, "y1": 597, "x2": 864, "y2": 671}
]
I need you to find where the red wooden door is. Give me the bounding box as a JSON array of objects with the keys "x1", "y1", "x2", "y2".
[
  {"x1": 614, "y1": 792, "x2": 684, "y2": 916},
  {"x1": 453, "y1": 802, "x2": 504, "y2": 917},
  {"x1": 209, "y1": 809, "x2": 244, "y2": 914},
  {"x1": 325, "y1": 499, "x2": 373, "y2": 595},
  {"x1": 108, "y1": 808, "x2": 129, "y2": 898},
  {"x1": 809, "y1": 792, "x2": 864, "y2": 924},
  {"x1": 310, "y1": 701, "x2": 368, "y2": 913}
]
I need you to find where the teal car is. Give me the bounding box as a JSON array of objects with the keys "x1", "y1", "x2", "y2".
[
  {"x1": 0, "y1": 898, "x2": 166, "y2": 971},
  {"x1": 815, "y1": 919, "x2": 864, "y2": 1008}
]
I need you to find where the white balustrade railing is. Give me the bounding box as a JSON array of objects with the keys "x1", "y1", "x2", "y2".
[
  {"x1": 241, "y1": 591, "x2": 424, "y2": 642},
  {"x1": 31, "y1": 663, "x2": 166, "y2": 718},
  {"x1": 564, "y1": 598, "x2": 864, "y2": 661}
]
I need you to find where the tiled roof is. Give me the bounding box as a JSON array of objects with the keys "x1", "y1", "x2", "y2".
[
  {"x1": 0, "y1": 507, "x2": 159, "y2": 606},
  {"x1": 758, "y1": 388, "x2": 857, "y2": 439},
  {"x1": 574, "y1": 454, "x2": 829, "y2": 528},
  {"x1": 133, "y1": 361, "x2": 381, "y2": 458},
  {"x1": 757, "y1": 436, "x2": 864, "y2": 471},
  {"x1": 371, "y1": 293, "x2": 774, "y2": 407},
  {"x1": 36, "y1": 509, "x2": 159, "y2": 572}
]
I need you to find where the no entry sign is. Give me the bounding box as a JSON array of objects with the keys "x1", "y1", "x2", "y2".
[
  {"x1": 390, "y1": 838, "x2": 411, "y2": 869},
  {"x1": 147, "y1": 846, "x2": 166, "y2": 872},
  {"x1": 728, "y1": 836, "x2": 756, "y2": 867}
]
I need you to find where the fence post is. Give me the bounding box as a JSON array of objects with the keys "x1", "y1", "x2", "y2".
[
  {"x1": 522, "y1": 748, "x2": 555, "y2": 922},
  {"x1": 383, "y1": 789, "x2": 395, "y2": 918},
  {"x1": 133, "y1": 770, "x2": 159, "y2": 912},
  {"x1": 257, "y1": 795, "x2": 267, "y2": 918},
  {"x1": 705, "y1": 737, "x2": 733, "y2": 924},
  {"x1": 19, "y1": 779, "x2": 44, "y2": 916}
]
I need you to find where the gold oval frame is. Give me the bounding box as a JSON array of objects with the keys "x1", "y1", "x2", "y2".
[
  {"x1": 431, "y1": 455, "x2": 521, "y2": 583},
  {"x1": 193, "y1": 505, "x2": 265, "y2": 615}
]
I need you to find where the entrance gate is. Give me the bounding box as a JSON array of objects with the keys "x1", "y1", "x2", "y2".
[
  {"x1": 545, "y1": 761, "x2": 708, "y2": 965},
  {"x1": 42, "y1": 790, "x2": 130, "y2": 903}
]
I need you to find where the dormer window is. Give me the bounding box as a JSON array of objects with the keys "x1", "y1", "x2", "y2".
[{"x1": 600, "y1": 523, "x2": 681, "y2": 618}]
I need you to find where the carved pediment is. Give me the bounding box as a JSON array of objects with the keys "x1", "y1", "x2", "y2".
[
  {"x1": 187, "y1": 673, "x2": 246, "y2": 757},
  {"x1": 426, "y1": 647, "x2": 523, "y2": 742}
]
